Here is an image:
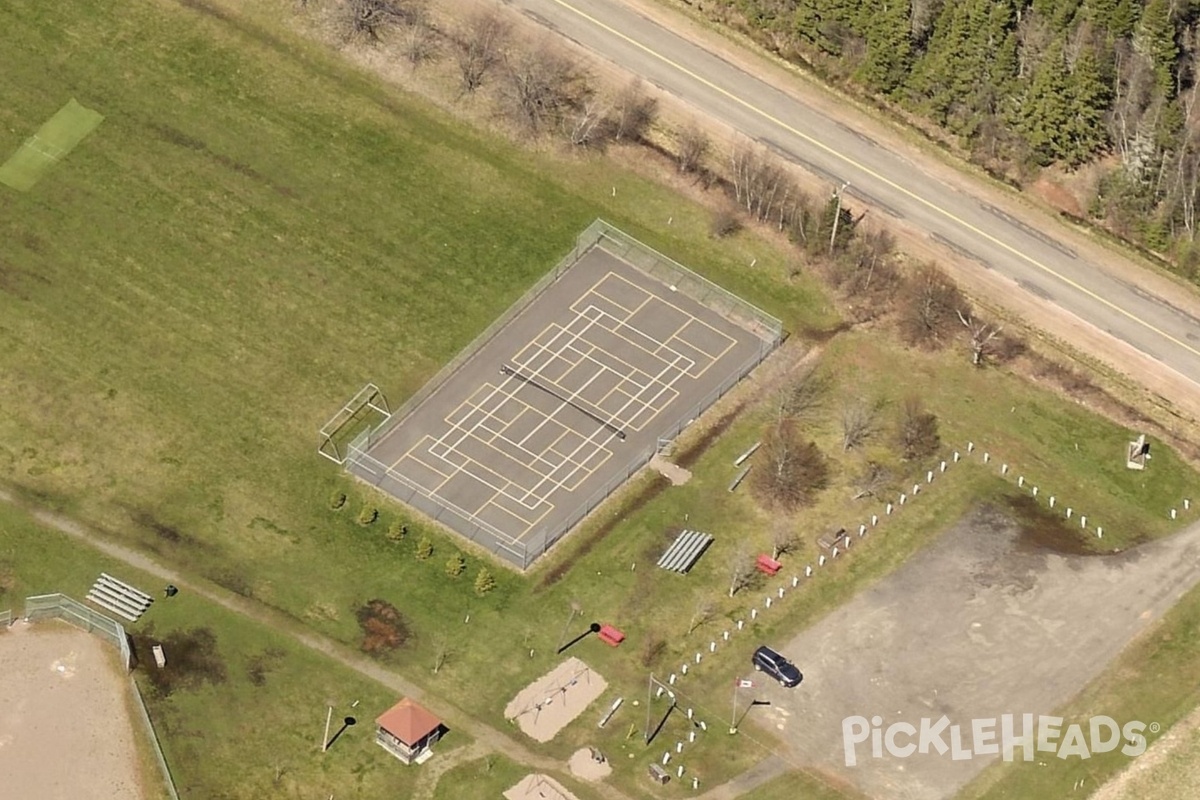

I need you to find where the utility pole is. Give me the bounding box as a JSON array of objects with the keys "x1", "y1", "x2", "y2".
[
  {"x1": 730, "y1": 680, "x2": 739, "y2": 735},
  {"x1": 830, "y1": 181, "x2": 850, "y2": 256},
  {"x1": 644, "y1": 673, "x2": 654, "y2": 743}
]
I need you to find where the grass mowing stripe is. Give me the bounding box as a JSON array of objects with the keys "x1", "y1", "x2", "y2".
[{"x1": 0, "y1": 99, "x2": 102, "y2": 191}]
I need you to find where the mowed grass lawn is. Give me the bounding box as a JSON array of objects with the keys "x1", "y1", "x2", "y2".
[{"x1": 0, "y1": 0, "x2": 828, "y2": 616}]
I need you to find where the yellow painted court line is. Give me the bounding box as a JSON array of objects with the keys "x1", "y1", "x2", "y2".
[
  {"x1": 549, "y1": 0, "x2": 1200, "y2": 362},
  {"x1": 597, "y1": 271, "x2": 739, "y2": 362}
]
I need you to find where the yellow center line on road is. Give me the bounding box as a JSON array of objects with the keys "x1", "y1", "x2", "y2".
[{"x1": 548, "y1": 0, "x2": 1200, "y2": 362}]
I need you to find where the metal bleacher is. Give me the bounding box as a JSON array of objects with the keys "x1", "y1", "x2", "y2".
[
  {"x1": 85, "y1": 573, "x2": 153, "y2": 623},
  {"x1": 656, "y1": 530, "x2": 714, "y2": 574}
]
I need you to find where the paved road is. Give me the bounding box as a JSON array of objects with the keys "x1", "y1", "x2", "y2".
[{"x1": 506, "y1": 0, "x2": 1200, "y2": 398}]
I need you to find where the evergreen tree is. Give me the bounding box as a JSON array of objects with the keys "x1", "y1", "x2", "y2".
[
  {"x1": 1135, "y1": 0, "x2": 1179, "y2": 96},
  {"x1": 1082, "y1": 0, "x2": 1136, "y2": 40},
  {"x1": 1032, "y1": 0, "x2": 1083, "y2": 32},
  {"x1": 1022, "y1": 40, "x2": 1076, "y2": 164},
  {"x1": 474, "y1": 567, "x2": 496, "y2": 596},
  {"x1": 857, "y1": 0, "x2": 913, "y2": 93},
  {"x1": 1064, "y1": 45, "x2": 1112, "y2": 166}
]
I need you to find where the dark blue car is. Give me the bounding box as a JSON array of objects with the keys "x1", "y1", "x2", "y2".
[{"x1": 752, "y1": 645, "x2": 802, "y2": 688}]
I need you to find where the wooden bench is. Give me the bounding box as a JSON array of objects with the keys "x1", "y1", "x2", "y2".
[{"x1": 817, "y1": 528, "x2": 848, "y2": 551}]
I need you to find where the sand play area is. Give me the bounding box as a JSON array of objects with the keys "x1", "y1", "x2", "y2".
[
  {"x1": 504, "y1": 656, "x2": 607, "y2": 742},
  {"x1": 0, "y1": 622, "x2": 146, "y2": 799},
  {"x1": 505, "y1": 773, "x2": 580, "y2": 800},
  {"x1": 568, "y1": 747, "x2": 613, "y2": 780}
]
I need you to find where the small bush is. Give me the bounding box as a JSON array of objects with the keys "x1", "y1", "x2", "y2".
[
  {"x1": 899, "y1": 397, "x2": 941, "y2": 460},
  {"x1": 387, "y1": 520, "x2": 408, "y2": 542},
  {"x1": 415, "y1": 536, "x2": 434, "y2": 561},
  {"x1": 474, "y1": 567, "x2": 496, "y2": 596},
  {"x1": 640, "y1": 633, "x2": 667, "y2": 667},
  {"x1": 445, "y1": 553, "x2": 466, "y2": 577},
  {"x1": 709, "y1": 206, "x2": 742, "y2": 238},
  {"x1": 357, "y1": 506, "x2": 378, "y2": 526},
  {"x1": 329, "y1": 491, "x2": 347, "y2": 510}
]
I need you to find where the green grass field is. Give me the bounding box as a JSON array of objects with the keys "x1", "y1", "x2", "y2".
[
  {"x1": 742, "y1": 769, "x2": 869, "y2": 799},
  {"x1": 431, "y1": 755, "x2": 604, "y2": 800},
  {"x1": 1103, "y1": 722, "x2": 1200, "y2": 800},
  {"x1": 3, "y1": 0, "x2": 1200, "y2": 797}
]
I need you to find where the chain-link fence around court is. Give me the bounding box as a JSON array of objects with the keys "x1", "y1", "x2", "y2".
[
  {"x1": 24, "y1": 593, "x2": 132, "y2": 670},
  {"x1": 345, "y1": 220, "x2": 783, "y2": 569}
]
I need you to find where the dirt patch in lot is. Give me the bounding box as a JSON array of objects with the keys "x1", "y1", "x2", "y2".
[{"x1": 755, "y1": 506, "x2": 1200, "y2": 800}]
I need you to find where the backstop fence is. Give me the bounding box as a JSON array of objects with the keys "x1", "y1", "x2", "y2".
[
  {"x1": 22, "y1": 593, "x2": 180, "y2": 799},
  {"x1": 339, "y1": 220, "x2": 784, "y2": 569},
  {"x1": 0, "y1": 609, "x2": 11, "y2": 628},
  {"x1": 24, "y1": 593, "x2": 132, "y2": 671}
]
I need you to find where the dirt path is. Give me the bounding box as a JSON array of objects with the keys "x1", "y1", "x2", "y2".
[
  {"x1": 410, "y1": 739, "x2": 493, "y2": 800},
  {"x1": 0, "y1": 489, "x2": 635, "y2": 800}
]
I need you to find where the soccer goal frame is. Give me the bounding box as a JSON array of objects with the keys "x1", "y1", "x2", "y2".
[{"x1": 318, "y1": 383, "x2": 392, "y2": 464}]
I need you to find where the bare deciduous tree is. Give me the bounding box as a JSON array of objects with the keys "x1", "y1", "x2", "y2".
[
  {"x1": 677, "y1": 122, "x2": 710, "y2": 174},
  {"x1": 501, "y1": 43, "x2": 588, "y2": 135},
  {"x1": 898, "y1": 264, "x2": 967, "y2": 348},
  {"x1": 773, "y1": 367, "x2": 828, "y2": 422},
  {"x1": 730, "y1": 144, "x2": 792, "y2": 223},
  {"x1": 728, "y1": 544, "x2": 756, "y2": 597},
  {"x1": 400, "y1": 7, "x2": 439, "y2": 67},
  {"x1": 956, "y1": 310, "x2": 1004, "y2": 366},
  {"x1": 454, "y1": 10, "x2": 509, "y2": 93},
  {"x1": 334, "y1": 0, "x2": 409, "y2": 42},
  {"x1": 851, "y1": 461, "x2": 892, "y2": 500},
  {"x1": 899, "y1": 397, "x2": 940, "y2": 461},
  {"x1": 751, "y1": 418, "x2": 829, "y2": 509},
  {"x1": 611, "y1": 79, "x2": 657, "y2": 142},
  {"x1": 686, "y1": 598, "x2": 717, "y2": 635},
  {"x1": 565, "y1": 97, "x2": 611, "y2": 147},
  {"x1": 770, "y1": 515, "x2": 799, "y2": 560},
  {"x1": 840, "y1": 397, "x2": 876, "y2": 451}
]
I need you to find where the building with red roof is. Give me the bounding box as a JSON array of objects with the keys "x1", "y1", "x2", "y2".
[{"x1": 375, "y1": 698, "x2": 444, "y2": 765}]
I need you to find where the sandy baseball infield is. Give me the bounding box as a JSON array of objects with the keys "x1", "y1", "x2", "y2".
[{"x1": 0, "y1": 621, "x2": 146, "y2": 800}]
